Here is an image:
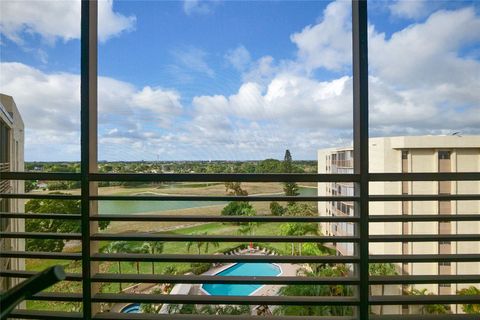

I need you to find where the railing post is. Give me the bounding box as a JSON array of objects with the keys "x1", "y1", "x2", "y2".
[
  {"x1": 352, "y1": 0, "x2": 369, "y2": 318},
  {"x1": 81, "y1": 0, "x2": 99, "y2": 318}
]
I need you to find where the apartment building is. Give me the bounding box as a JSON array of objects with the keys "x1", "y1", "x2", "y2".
[
  {"x1": 0, "y1": 93, "x2": 25, "y2": 291},
  {"x1": 318, "y1": 135, "x2": 480, "y2": 314}
]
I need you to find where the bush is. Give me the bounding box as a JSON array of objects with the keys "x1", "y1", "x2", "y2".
[
  {"x1": 270, "y1": 201, "x2": 285, "y2": 216},
  {"x1": 190, "y1": 263, "x2": 212, "y2": 275},
  {"x1": 221, "y1": 201, "x2": 255, "y2": 216}
]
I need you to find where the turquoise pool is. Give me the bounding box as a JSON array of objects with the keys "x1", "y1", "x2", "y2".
[{"x1": 201, "y1": 263, "x2": 281, "y2": 296}]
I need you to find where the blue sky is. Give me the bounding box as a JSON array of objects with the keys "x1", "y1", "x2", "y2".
[{"x1": 1, "y1": 0, "x2": 479, "y2": 161}]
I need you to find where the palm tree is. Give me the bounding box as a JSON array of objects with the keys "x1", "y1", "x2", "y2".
[
  {"x1": 105, "y1": 241, "x2": 131, "y2": 291},
  {"x1": 238, "y1": 213, "x2": 258, "y2": 249},
  {"x1": 458, "y1": 286, "x2": 480, "y2": 314},
  {"x1": 369, "y1": 263, "x2": 398, "y2": 314},
  {"x1": 275, "y1": 264, "x2": 353, "y2": 316},
  {"x1": 280, "y1": 222, "x2": 319, "y2": 255},
  {"x1": 186, "y1": 232, "x2": 219, "y2": 254},
  {"x1": 130, "y1": 242, "x2": 151, "y2": 274},
  {"x1": 145, "y1": 241, "x2": 164, "y2": 274}
]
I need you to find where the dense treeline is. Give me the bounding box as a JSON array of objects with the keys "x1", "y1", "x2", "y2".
[{"x1": 25, "y1": 158, "x2": 316, "y2": 190}]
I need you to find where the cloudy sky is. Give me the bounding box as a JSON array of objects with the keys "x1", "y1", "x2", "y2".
[{"x1": 1, "y1": 0, "x2": 479, "y2": 161}]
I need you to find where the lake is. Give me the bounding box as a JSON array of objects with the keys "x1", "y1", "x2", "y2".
[{"x1": 98, "y1": 187, "x2": 317, "y2": 215}]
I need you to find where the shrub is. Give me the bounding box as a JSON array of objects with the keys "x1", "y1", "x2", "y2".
[
  {"x1": 270, "y1": 201, "x2": 285, "y2": 216},
  {"x1": 190, "y1": 263, "x2": 212, "y2": 275},
  {"x1": 221, "y1": 201, "x2": 255, "y2": 216}
]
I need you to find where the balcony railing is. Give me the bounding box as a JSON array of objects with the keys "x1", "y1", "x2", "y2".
[{"x1": 1, "y1": 1, "x2": 479, "y2": 319}]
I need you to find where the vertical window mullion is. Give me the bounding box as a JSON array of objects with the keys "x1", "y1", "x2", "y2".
[
  {"x1": 81, "y1": 0, "x2": 99, "y2": 318},
  {"x1": 352, "y1": 0, "x2": 369, "y2": 318}
]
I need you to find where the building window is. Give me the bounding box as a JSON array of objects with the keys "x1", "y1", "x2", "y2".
[
  {"x1": 402, "y1": 150, "x2": 408, "y2": 159},
  {"x1": 438, "y1": 151, "x2": 451, "y2": 159}
]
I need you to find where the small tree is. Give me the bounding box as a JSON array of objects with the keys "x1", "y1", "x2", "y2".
[
  {"x1": 146, "y1": 241, "x2": 164, "y2": 274},
  {"x1": 283, "y1": 150, "x2": 299, "y2": 205},
  {"x1": 407, "y1": 288, "x2": 451, "y2": 314},
  {"x1": 186, "y1": 232, "x2": 219, "y2": 254},
  {"x1": 221, "y1": 201, "x2": 255, "y2": 216},
  {"x1": 270, "y1": 201, "x2": 285, "y2": 216}
]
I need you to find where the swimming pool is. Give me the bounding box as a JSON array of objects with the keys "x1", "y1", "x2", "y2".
[
  {"x1": 201, "y1": 263, "x2": 282, "y2": 296},
  {"x1": 121, "y1": 303, "x2": 140, "y2": 313}
]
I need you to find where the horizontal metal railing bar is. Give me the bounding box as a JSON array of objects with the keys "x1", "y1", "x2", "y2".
[
  {"x1": 369, "y1": 214, "x2": 480, "y2": 222},
  {"x1": 0, "y1": 231, "x2": 82, "y2": 240},
  {"x1": 92, "y1": 293, "x2": 359, "y2": 305},
  {"x1": 0, "y1": 171, "x2": 81, "y2": 181},
  {"x1": 369, "y1": 274, "x2": 480, "y2": 284},
  {"x1": 92, "y1": 273, "x2": 360, "y2": 285},
  {"x1": 91, "y1": 253, "x2": 359, "y2": 263},
  {"x1": 90, "y1": 173, "x2": 359, "y2": 183},
  {"x1": 0, "y1": 270, "x2": 82, "y2": 281},
  {"x1": 0, "y1": 212, "x2": 81, "y2": 220},
  {"x1": 369, "y1": 234, "x2": 480, "y2": 242},
  {"x1": 24, "y1": 292, "x2": 83, "y2": 302},
  {"x1": 91, "y1": 233, "x2": 359, "y2": 243},
  {"x1": 0, "y1": 251, "x2": 82, "y2": 260},
  {"x1": 4, "y1": 171, "x2": 477, "y2": 182},
  {"x1": 90, "y1": 195, "x2": 358, "y2": 202},
  {"x1": 370, "y1": 253, "x2": 480, "y2": 263},
  {"x1": 369, "y1": 194, "x2": 480, "y2": 201},
  {"x1": 370, "y1": 315, "x2": 480, "y2": 320},
  {"x1": 9, "y1": 310, "x2": 83, "y2": 320},
  {"x1": 95, "y1": 314, "x2": 357, "y2": 320},
  {"x1": 369, "y1": 294, "x2": 480, "y2": 305},
  {"x1": 91, "y1": 214, "x2": 360, "y2": 223},
  {"x1": 0, "y1": 193, "x2": 81, "y2": 200},
  {"x1": 369, "y1": 172, "x2": 480, "y2": 181}
]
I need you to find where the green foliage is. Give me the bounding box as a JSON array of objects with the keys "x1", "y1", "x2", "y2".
[
  {"x1": 25, "y1": 194, "x2": 108, "y2": 252},
  {"x1": 256, "y1": 159, "x2": 283, "y2": 173},
  {"x1": 190, "y1": 263, "x2": 212, "y2": 275},
  {"x1": 283, "y1": 150, "x2": 300, "y2": 205},
  {"x1": 407, "y1": 288, "x2": 451, "y2": 314},
  {"x1": 25, "y1": 180, "x2": 36, "y2": 193},
  {"x1": 199, "y1": 305, "x2": 251, "y2": 315},
  {"x1": 270, "y1": 201, "x2": 286, "y2": 216},
  {"x1": 285, "y1": 203, "x2": 316, "y2": 216},
  {"x1": 369, "y1": 263, "x2": 398, "y2": 276},
  {"x1": 186, "y1": 233, "x2": 219, "y2": 254},
  {"x1": 276, "y1": 264, "x2": 353, "y2": 316},
  {"x1": 221, "y1": 201, "x2": 255, "y2": 216},
  {"x1": 280, "y1": 222, "x2": 319, "y2": 255},
  {"x1": 458, "y1": 286, "x2": 480, "y2": 314}
]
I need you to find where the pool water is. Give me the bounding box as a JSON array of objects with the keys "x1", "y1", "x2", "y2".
[
  {"x1": 121, "y1": 303, "x2": 140, "y2": 313},
  {"x1": 201, "y1": 263, "x2": 281, "y2": 296}
]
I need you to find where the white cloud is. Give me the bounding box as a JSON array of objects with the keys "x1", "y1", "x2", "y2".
[
  {"x1": 171, "y1": 46, "x2": 215, "y2": 77},
  {"x1": 0, "y1": 62, "x2": 183, "y2": 160},
  {"x1": 0, "y1": 0, "x2": 135, "y2": 44},
  {"x1": 183, "y1": 0, "x2": 218, "y2": 16},
  {"x1": 290, "y1": 0, "x2": 352, "y2": 72},
  {"x1": 225, "y1": 45, "x2": 251, "y2": 71},
  {"x1": 389, "y1": 0, "x2": 431, "y2": 20}
]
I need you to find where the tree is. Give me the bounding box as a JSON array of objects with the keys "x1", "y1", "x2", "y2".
[
  {"x1": 186, "y1": 232, "x2": 219, "y2": 254},
  {"x1": 146, "y1": 241, "x2": 164, "y2": 274},
  {"x1": 285, "y1": 203, "x2": 316, "y2": 216},
  {"x1": 275, "y1": 264, "x2": 353, "y2": 316},
  {"x1": 25, "y1": 194, "x2": 109, "y2": 252},
  {"x1": 104, "y1": 241, "x2": 132, "y2": 291},
  {"x1": 283, "y1": 150, "x2": 299, "y2": 205},
  {"x1": 25, "y1": 180, "x2": 36, "y2": 193},
  {"x1": 221, "y1": 201, "x2": 255, "y2": 216},
  {"x1": 130, "y1": 242, "x2": 151, "y2": 274},
  {"x1": 224, "y1": 182, "x2": 248, "y2": 196},
  {"x1": 369, "y1": 263, "x2": 398, "y2": 314},
  {"x1": 270, "y1": 201, "x2": 285, "y2": 216},
  {"x1": 458, "y1": 286, "x2": 480, "y2": 314},
  {"x1": 238, "y1": 212, "x2": 258, "y2": 249},
  {"x1": 280, "y1": 223, "x2": 319, "y2": 255}
]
